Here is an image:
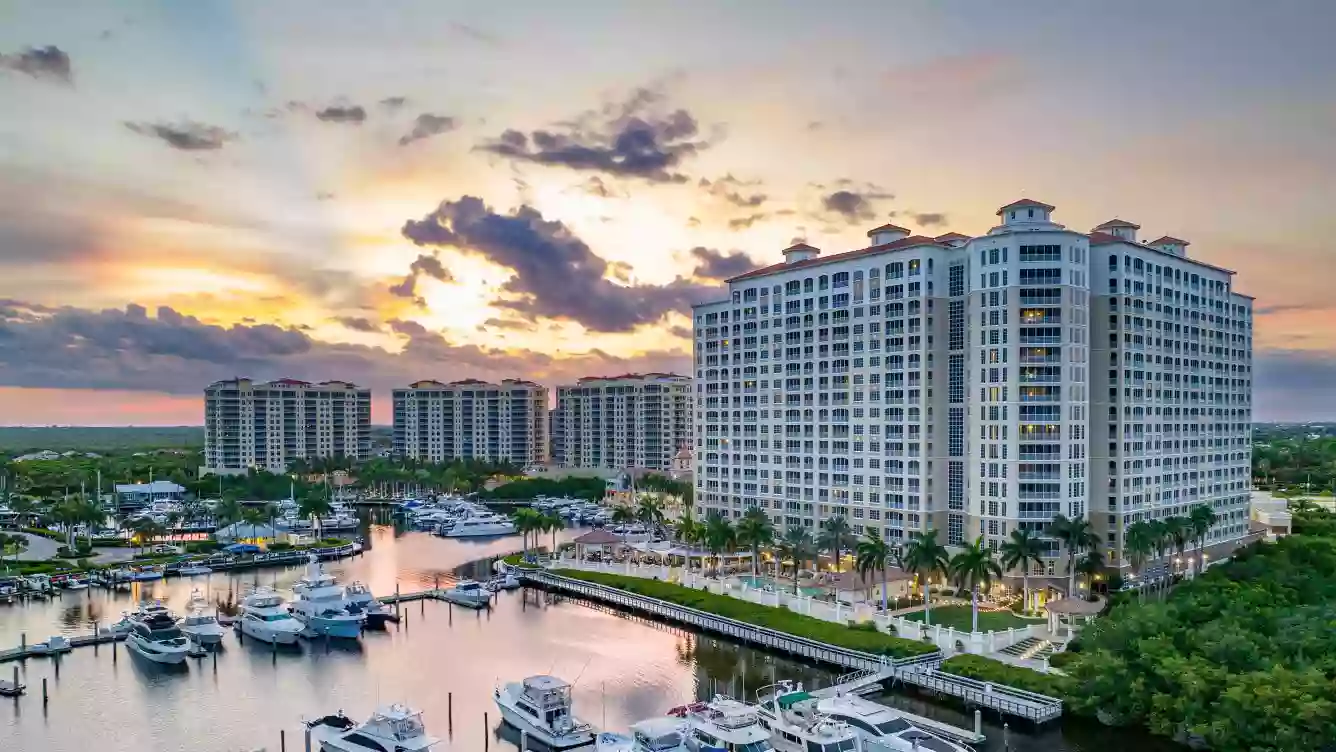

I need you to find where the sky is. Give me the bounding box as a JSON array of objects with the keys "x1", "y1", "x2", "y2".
[{"x1": 0, "y1": 0, "x2": 1334, "y2": 425}]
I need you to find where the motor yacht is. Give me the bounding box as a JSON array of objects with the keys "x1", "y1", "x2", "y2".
[
  {"x1": 754, "y1": 683, "x2": 859, "y2": 752},
  {"x1": 63, "y1": 577, "x2": 90, "y2": 591},
  {"x1": 490, "y1": 572, "x2": 522, "y2": 591},
  {"x1": 811, "y1": 694, "x2": 971, "y2": 752},
  {"x1": 306, "y1": 703, "x2": 439, "y2": 752},
  {"x1": 178, "y1": 564, "x2": 213, "y2": 576},
  {"x1": 130, "y1": 566, "x2": 164, "y2": 582},
  {"x1": 438, "y1": 513, "x2": 516, "y2": 538},
  {"x1": 669, "y1": 696, "x2": 772, "y2": 752},
  {"x1": 27, "y1": 635, "x2": 72, "y2": 655},
  {"x1": 179, "y1": 590, "x2": 226, "y2": 645},
  {"x1": 290, "y1": 557, "x2": 363, "y2": 638},
  {"x1": 343, "y1": 581, "x2": 394, "y2": 628},
  {"x1": 494, "y1": 675, "x2": 596, "y2": 750},
  {"x1": 124, "y1": 601, "x2": 190, "y2": 664},
  {"x1": 596, "y1": 717, "x2": 690, "y2": 751},
  {"x1": 442, "y1": 579, "x2": 493, "y2": 608},
  {"x1": 237, "y1": 587, "x2": 304, "y2": 644}
]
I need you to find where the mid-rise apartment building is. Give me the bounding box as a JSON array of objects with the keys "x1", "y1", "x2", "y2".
[
  {"x1": 391, "y1": 379, "x2": 548, "y2": 466},
  {"x1": 550, "y1": 374, "x2": 692, "y2": 471},
  {"x1": 693, "y1": 200, "x2": 1252, "y2": 582},
  {"x1": 203, "y1": 378, "x2": 372, "y2": 475}
]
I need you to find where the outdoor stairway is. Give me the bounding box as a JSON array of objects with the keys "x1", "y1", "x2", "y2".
[
  {"x1": 1020, "y1": 639, "x2": 1055, "y2": 661},
  {"x1": 999, "y1": 636, "x2": 1043, "y2": 657}
]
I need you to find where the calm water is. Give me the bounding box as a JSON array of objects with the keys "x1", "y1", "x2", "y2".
[{"x1": 0, "y1": 523, "x2": 1175, "y2": 752}]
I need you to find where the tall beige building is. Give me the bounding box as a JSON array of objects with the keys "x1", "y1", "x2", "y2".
[
  {"x1": 550, "y1": 373, "x2": 693, "y2": 471},
  {"x1": 203, "y1": 378, "x2": 371, "y2": 475},
  {"x1": 392, "y1": 379, "x2": 548, "y2": 466}
]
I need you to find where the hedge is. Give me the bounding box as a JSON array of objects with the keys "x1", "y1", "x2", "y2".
[
  {"x1": 552, "y1": 569, "x2": 937, "y2": 658},
  {"x1": 939, "y1": 654, "x2": 1067, "y2": 698}
]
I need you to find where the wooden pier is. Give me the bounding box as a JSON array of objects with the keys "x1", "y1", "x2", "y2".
[{"x1": 0, "y1": 632, "x2": 126, "y2": 663}]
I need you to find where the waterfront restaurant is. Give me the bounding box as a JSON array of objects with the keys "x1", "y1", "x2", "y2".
[{"x1": 114, "y1": 481, "x2": 186, "y2": 511}]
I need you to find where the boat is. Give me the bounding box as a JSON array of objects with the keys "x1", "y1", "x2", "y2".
[
  {"x1": 670, "y1": 696, "x2": 773, "y2": 752},
  {"x1": 755, "y1": 683, "x2": 859, "y2": 752},
  {"x1": 63, "y1": 577, "x2": 91, "y2": 591},
  {"x1": 438, "y1": 513, "x2": 517, "y2": 538},
  {"x1": 27, "y1": 636, "x2": 72, "y2": 655},
  {"x1": 596, "y1": 717, "x2": 689, "y2": 751},
  {"x1": 101, "y1": 613, "x2": 136, "y2": 636},
  {"x1": 494, "y1": 675, "x2": 596, "y2": 749},
  {"x1": 810, "y1": 693, "x2": 972, "y2": 752},
  {"x1": 237, "y1": 587, "x2": 304, "y2": 644},
  {"x1": 489, "y1": 572, "x2": 522, "y2": 591},
  {"x1": 442, "y1": 579, "x2": 493, "y2": 608},
  {"x1": 124, "y1": 601, "x2": 190, "y2": 664},
  {"x1": 305, "y1": 703, "x2": 440, "y2": 751},
  {"x1": 290, "y1": 556, "x2": 363, "y2": 638},
  {"x1": 130, "y1": 566, "x2": 164, "y2": 582},
  {"x1": 178, "y1": 564, "x2": 213, "y2": 576},
  {"x1": 0, "y1": 678, "x2": 24, "y2": 697},
  {"x1": 343, "y1": 581, "x2": 394, "y2": 628},
  {"x1": 179, "y1": 590, "x2": 227, "y2": 645}
]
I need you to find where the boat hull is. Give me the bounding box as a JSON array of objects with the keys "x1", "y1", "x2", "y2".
[
  {"x1": 300, "y1": 615, "x2": 363, "y2": 639},
  {"x1": 496, "y1": 704, "x2": 595, "y2": 750},
  {"x1": 125, "y1": 636, "x2": 188, "y2": 664},
  {"x1": 239, "y1": 621, "x2": 301, "y2": 645},
  {"x1": 182, "y1": 627, "x2": 225, "y2": 645}
]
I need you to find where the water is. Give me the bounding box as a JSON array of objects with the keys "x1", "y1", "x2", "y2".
[{"x1": 0, "y1": 524, "x2": 1177, "y2": 752}]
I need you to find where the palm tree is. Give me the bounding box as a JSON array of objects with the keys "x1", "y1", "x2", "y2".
[
  {"x1": 610, "y1": 505, "x2": 636, "y2": 555},
  {"x1": 1187, "y1": 504, "x2": 1218, "y2": 576},
  {"x1": 215, "y1": 497, "x2": 244, "y2": 533},
  {"x1": 240, "y1": 506, "x2": 269, "y2": 542},
  {"x1": 1047, "y1": 514, "x2": 1097, "y2": 599},
  {"x1": 513, "y1": 508, "x2": 544, "y2": 559},
  {"x1": 542, "y1": 512, "x2": 563, "y2": 555},
  {"x1": 818, "y1": 515, "x2": 854, "y2": 574},
  {"x1": 734, "y1": 507, "x2": 775, "y2": 578},
  {"x1": 1075, "y1": 549, "x2": 1105, "y2": 595},
  {"x1": 703, "y1": 512, "x2": 736, "y2": 576},
  {"x1": 855, "y1": 529, "x2": 898, "y2": 612},
  {"x1": 298, "y1": 491, "x2": 333, "y2": 540},
  {"x1": 949, "y1": 537, "x2": 1003, "y2": 633},
  {"x1": 998, "y1": 528, "x2": 1045, "y2": 614},
  {"x1": 49, "y1": 499, "x2": 83, "y2": 547},
  {"x1": 901, "y1": 529, "x2": 951, "y2": 626},
  {"x1": 1123, "y1": 521, "x2": 1155, "y2": 595},
  {"x1": 1163, "y1": 516, "x2": 1190, "y2": 575},
  {"x1": 673, "y1": 510, "x2": 705, "y2": 573},
  {"x1": 776, "y1": 526, "x2": 814, "y2": 595},
  {"x1": 636, "y1": 496, "x2": 666, "y2": 538},
  {"x1": 7, "y1": 496, "x2": 37, "y2": 528}
]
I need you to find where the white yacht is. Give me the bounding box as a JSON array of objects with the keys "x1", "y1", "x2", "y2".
[
  {"x1": 343, "y1": 581, "x2": 394, "y2": 628},
  {"x1": 494, "y1": 675, "x2": 596, "y2": 750},
  {"x1": 754, "y1": 684, "x2": 859, "y2": 752},
  {"x1": 237, "y1": 587, "x2": 304, "y2": 644},
  {"x1": 290, "y1": 557, "x2": 363, "y2": 639},
  {"x1": 178, "y1": 564, "x2": 213, "y2": 576},
  {"x1": 442, "y1": 579, "x2": 493, "y2": 608},
  {"x1": 597, "y1": 717, "x2": 690, "y2": 751},
  {"x1": 811, "y1": 694, "x2": 971, "y2": 752},
  {"x1": 306, "y1": 704, "x2": 440, "y2": 752},
  {"x1": 179, "y1": 590, "x2": 226, "y2": 645},
  {"x1": 438, "y1": 513, "x2": 516, "y2": 538},
  {"x1": 124, "y1": 601, "x2": 190, "y2": 664},
  {"x1": 670, "y1": 696, "x2": 773, "y2": 752}
]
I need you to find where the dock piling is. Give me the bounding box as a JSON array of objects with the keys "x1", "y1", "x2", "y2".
[
  {"x1": 447, "y1": 692, "x2": 453, "y2": 734},
  {"x1": 974, "y1": 709, "x2": 981, "y2": 736},
  {"x1": 520, "y1": 729, "x2": 528, "y2": 751},
  {"x1": 41, "y1": 678, "x2": 47, "y2": 705},
  {"x1": 11, "y1": 667, "x2": 17, "y2": 692},
  {"x1": 280, "y1": 729, "x2": 286, "y2": 752},
  {"x1": 20, "y1": 633, "x2": 25, "y2": 653},
  {"x1": 304, "y1": 726, "x2": 312, "y2": 752},
  {"x1": 484, "y1": 712, "x2": 489, "y2": 751}
]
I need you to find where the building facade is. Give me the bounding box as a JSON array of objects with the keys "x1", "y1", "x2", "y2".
[
  {"x1": 692, "y1": 200, "x2": 1252, "y2": 584},
  {"x1": 391, "y1": 379, "x2": 548, "y2": 466},
  {"x1": 550, "y1": 374, "x2": 693, "y2": 472},
  {"x1": 202, "y1": 378, "x2": 372, "y2": 475}
]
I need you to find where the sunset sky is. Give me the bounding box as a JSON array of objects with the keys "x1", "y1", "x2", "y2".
[{"x1": 1, "y1": 0, "x2": 1334, "y2": 424}]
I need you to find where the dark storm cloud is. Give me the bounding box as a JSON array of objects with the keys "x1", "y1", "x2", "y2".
[
  {"x1": 398, "y1": 113, "x2": 457, "y2": 146},
  {"x1": 315, "y1": 104, "x2": 367, "y2": 124},
  {"x1": 379, "y1": 96, "x2": 408, "y2": 110},
  {"x1": 0, "y1": 45, "x2": 72, "y2": 83},
  {"x1": 402, "y1": 195, "x2": 714, "y2": 332},
  {"x1": 913, "y1": 212, "x2": 948, "y2": 227},
  {"x1": 690, "y1": 248, "x2": 759, "y2": 281},
  {"x1": 124, "y1": 121, "x2": 237, "y2": 151},
  {"x1": 387, "y1": 253, "x2": 453, "y2": 307},
  {"x1": 822, "y1": 189, "x2": 894, "y2": 223},
  {"x1": 478, "y1": 89, "x2": 709, "y2": 183},
  {"x1": 332, "y1": 316, "x2": 380, "y2": 333}
]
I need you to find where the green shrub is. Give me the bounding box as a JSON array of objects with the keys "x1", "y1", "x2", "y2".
[
  {"x1": 940, "y1": 654, "x2": 1067, "y2": 698},
  {"x1": 849, "y1": 620, "x2": 880, "y2": 632},
  {"x1": 1047, "y1": 651, "x2": 1079, "y2": 669},
  {"x1": 184, "y1": 540, "x2": 221, "y2": 554},
  {"x1": 21, "y1": 527, "x2": 63, "y2": 541},
  {"x1": 552, "y1": 569, "x2": 938, "y2": 658},
  {"x1": 267, "y1": 542, "x2": 293, "y2": 552}
]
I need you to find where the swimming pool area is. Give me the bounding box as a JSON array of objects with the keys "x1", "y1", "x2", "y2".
[{"x1": 735, "y1": 575, "x2": 826, "y2": 597}]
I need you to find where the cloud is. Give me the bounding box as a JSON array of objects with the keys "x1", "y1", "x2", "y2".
[
  {"x1": 582, "y1": 176, "x2": 615, "y2": 198},
  {"x1": 913, "y1": 212, "x2": 948, "y2": 227},
  {"x1": 124, "y1": 121, "x2": 237, "y2": 151},
  {"x1": 379, "y1": 96, "x2": 408, "y2": 110},
  {"x1": 333, "y1": 316, "x2": 380, "y2": 333},
  {"x1": 822, "y1": 187, "x2": 894, "y2": 223},
  {"x1": 402, "y1": 195, "x2": 716, "y2": 332},
  {"x1": 699, "y1": 174, "x2": 767, "y2": 208},
  {"x1": 449, "y1": 22, "x2": 500, "y2": 46},
  {"x1": 728, "y1": 213, "x2": 768, "y2": 230},
  {"x1": 0, "y1": 45, "x2": 72, "y2": 83},
  {"x1": 478, "y1": 88, "x2": 709, "y2": 183},
  {"x1": 398, "y1": 113, "x2": 457, "y2": 146},
  {"x1": 690, "y1": 248, "x2": 759, "y2": 281},
  {"x1": 387, "y1": 253, "x2": 453, "y2": 307},
  {"x1": 315, "y1": 104, "x2": 367, "y2": 124}
]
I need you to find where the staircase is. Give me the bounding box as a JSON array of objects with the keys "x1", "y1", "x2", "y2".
[{"x1": 998, "y1": 636, "x2": 1054, "y2": 661}]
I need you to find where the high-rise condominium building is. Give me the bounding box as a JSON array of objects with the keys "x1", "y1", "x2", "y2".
[
  {"x1": 391, "y1": 379, "x2": 548, "y2": 466},
  {"x1": 550, "y1": 374, "x2": 693, "y2": 472},
  {"x1": 203, "y1": 378, "x2": 372, "y2": 475},
  {"x1": 693, "y1": 200, "x2": 1252, "y2": 582}
]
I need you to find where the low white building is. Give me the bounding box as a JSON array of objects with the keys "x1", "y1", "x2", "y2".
[{"x1": 114, "y1": 481, "x2": 186, "y2": 510}]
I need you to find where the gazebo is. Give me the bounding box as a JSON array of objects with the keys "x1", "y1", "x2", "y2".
[
  {"x1": 1044, "y1": 596, "x2": 1106, "y2": 639},
  {"x1": 572, "y1": 529, "x2": 624, "y2": 561},
  {"x1": 828, "y1": 567, "x2": 914, "y2": 606}
]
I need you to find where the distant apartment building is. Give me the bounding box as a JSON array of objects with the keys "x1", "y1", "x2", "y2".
[
  {"x1": 692, "y1": 200, "x2": 1252, "y2": 583},
  {"x1": 202, "y1": 378, "x2": 372, "y2": 475},
  {"x1": 391, "y1": 379, "x2": 548, "y2": 466},
  {"x1": 550, "y1": 374, "x2": 693, "y2": 472}
]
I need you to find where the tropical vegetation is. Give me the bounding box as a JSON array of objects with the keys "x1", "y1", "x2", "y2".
[
  {"x1": 901, "y1": 530, "x2": 950, "y2": 625},
  {"x1": 734, "y1": 507, "x2": 774, "y2": 578},
  {"x1": 998, "y1": 528, "x2": 1044, "y2": 613},
  {"x1": 947, "y1": 537, "x2": 1003, "y2": 633},
  {"x1": 775, "y1": 526, "x2": 814, "y2": 595},
  {"x1": 853, "y1": 529, "x2": 900, "y2": 612}
]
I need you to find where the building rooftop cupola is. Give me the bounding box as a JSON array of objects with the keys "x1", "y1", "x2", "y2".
[
  {"x1": 996, "y1": 199, "x2": 1056, "y2": 226},
  {"x1": 866, "y1": 223, "x2": 910, "y2": 246},
  {"x1": 782, "y1": 242, "x2": 821, "y2": 264},
  {"x1": 1093, "y1": 218, "x2": 1141, "y2": 243},
  {"x1": 1149, "y1": 236, "x2": 1190, "y2": 257}
]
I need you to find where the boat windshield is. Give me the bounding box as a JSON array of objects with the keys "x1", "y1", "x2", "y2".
[
  {"x1": 634, "y1": 731, "x2": 683, "y2": 751},
  {"x1": 813, "y1": 740, "x2": 857, "y2": 752},
  {"x1": 732, "y1": 742, "x2": 771, "y2": 752},
  {"x1": 875, "y1": 718, "x2": 913, "y2": 735},
  {"x1": 392, "y1": 717, "x2": 425, "y2": 740},
  {"x1": 257, "y1": 613, "x2": 294, "y2": 622},
  {"x1": 149, "y1": 626, "x2": 184, "y2": 640}
]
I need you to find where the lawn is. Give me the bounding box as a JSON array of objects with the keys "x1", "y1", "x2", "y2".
[{"x1": 900, "y1": 604, "x2": 1032, "y2": 632}]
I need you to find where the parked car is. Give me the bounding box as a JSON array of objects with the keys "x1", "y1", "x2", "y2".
[{"x1": 151, "y1": 544, "x2": 183, "y2": 555}]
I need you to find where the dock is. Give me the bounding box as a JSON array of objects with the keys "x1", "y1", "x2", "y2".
[{"x1": 0, "y1": 632, "x2": 126, "y2": 663}]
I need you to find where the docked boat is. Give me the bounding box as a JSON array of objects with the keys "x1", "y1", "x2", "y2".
[
  {"x1": 179, "y1": 590, "x2": 227, "y2": 645},
  {"x1": 442, "y1": 579, "x2": 493, "y2": 608},
  {"x1": 755, "y1": 683, "x2": 859, "y2": 752},
  {"x1": 0, "y1": 678, "x2": 24, "y2": 697},
  {"x1": 290, "y1": 557, "x2": 363, "y2": 638},
  {"x1": 178, "y1": 564, "x2": 213, "y2": 576},
  {"x1": 489, "y1": 572, "x2": 522, "y2": 591},
  {"x1": 27, "y1": 635, "x2": 72, "y2": 655},
  {"x1": 343, "y1": 581, "x2": 394, "y2": 628},
  {"x1": 305, "y1": 703, "x2": 440, "y2": 752},
  {"x1": 494, "y1": 675, "x2": 596, "y2": 750},
  {"x1": 101, "y1": 613, "x2": 136, "y2": 636},
  {"x1": 237, "y1": 587, "x2": 304, "y2": 644},
  {"x1": 130, "y1": 566, "x2": 164, "y2": 582},
  {"x1": 811, "y1": 693, "x2": 971, "y2": 752},
  {"x1": 438, "y1": 513, "x2": 516, "y2": 538},
  {"x1": 63, "y1": 577, "x2": 90, "y2": 591},
  {"x1": 596, "y1": 717, "x2": 689, "y2": 751},
  {"x1": 125, "y1": 601, "x2": 190, "y2": 664},
  {"x1": 670, "y1": 696, "x2": 773, "y2": 752}
]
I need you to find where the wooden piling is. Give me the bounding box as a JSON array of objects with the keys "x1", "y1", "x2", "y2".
[
  {"x1": 280, "y1": 729, "x2": 286, "y2": 752},
  {"x1": 41, "y1": 678, "x2": 47, "y2": 705},
  {"x1": 447, "y1": 692, "x2": 453, "y2": 734},
  {"x1": 484, "y1": 712, "x2": 489, "y2": 751}
]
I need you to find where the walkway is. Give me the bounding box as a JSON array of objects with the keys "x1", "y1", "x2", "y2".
[{"x1": 13, "y1": 533, "x2": 60, "y2": 561}]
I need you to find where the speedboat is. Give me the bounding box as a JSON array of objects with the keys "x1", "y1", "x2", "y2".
[
  {"x1": 178, "y1": 564, "x2": 213, "y2": 576},
  {"x1": 812, "y1": 693, "x2": 971, "y2": 752},
  {"x1": 670, "y1": 696, "x2": 772, "y2": 752},
  {"x1": 442, "y1": 579, "x2": 493, "y2": 609},
  {"x1": 179, "y1": 589, "x2": 226, "y2": 645},
  {"x1": 597, "y1": 717, "x2": 690, "y2": 751},
  {"x1": 101, "y1": 613, "x2": 136, "y2": 636},
  {"x1": 125, "y1": 601, "x2": 190, "y2": 664},
  {"x1": 63, "y1": 577, "x2": 91, "y2": 591},
  {"x1": 237, "y1": 587, "x2": 304, "y2": 644},
  {"x1": 494, "y1": 675, "x2": 596, "y2": 750},
  {"x1": 343, "y1": 581, "x2": 394, "y2": 628},
  {"x1": 27, "y1": 635, "x2": 72, "y2": 655},
  {"x1": 131, "y1": 566, "x2": 164, "y2": 581},
  {"x1": 755, "y1": 683, "x2": 859, "y2": 752},
  {"x1": 306, "y1": 703, "x2": 439, "y2": 751},
  {"x1": 489, "y1": 573, "x2": 522, "y2": 591},
  {"x1": 290, "y1": 557, "x2": 363, "y2": 638},
  {"x1": 438, "y1": 513, "x2": 516, "y2": 538}
]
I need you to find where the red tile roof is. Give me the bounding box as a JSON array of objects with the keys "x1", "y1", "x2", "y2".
[
  {"x1": 1086, "y1": 231, "x2": 1121, "y2": 245},
  {"x1": 996, "y1": 199, "x2": 1055, "y2": 215},
  {"x1": 727, "y1": 235, "x2": 944, "y2": 282},
  {"x1": 1149, "y1": 236, "x2": 1190, "y2": 246},
  {"x1": 866, "y1": 223, "x2": 909, "y2": 236},
  {"x1": 1093, "y1": 219, "x2": 1141, "y2": 230},
  {"x1": 783, "y1": 242, "x2": 820, "y2": 253},
  {"x1": 934, "y1": 232, "x2": 970, "y2": 241},
  {"x1": 1087, "y1": 233, "x2": 1233, "y2": 274}
]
